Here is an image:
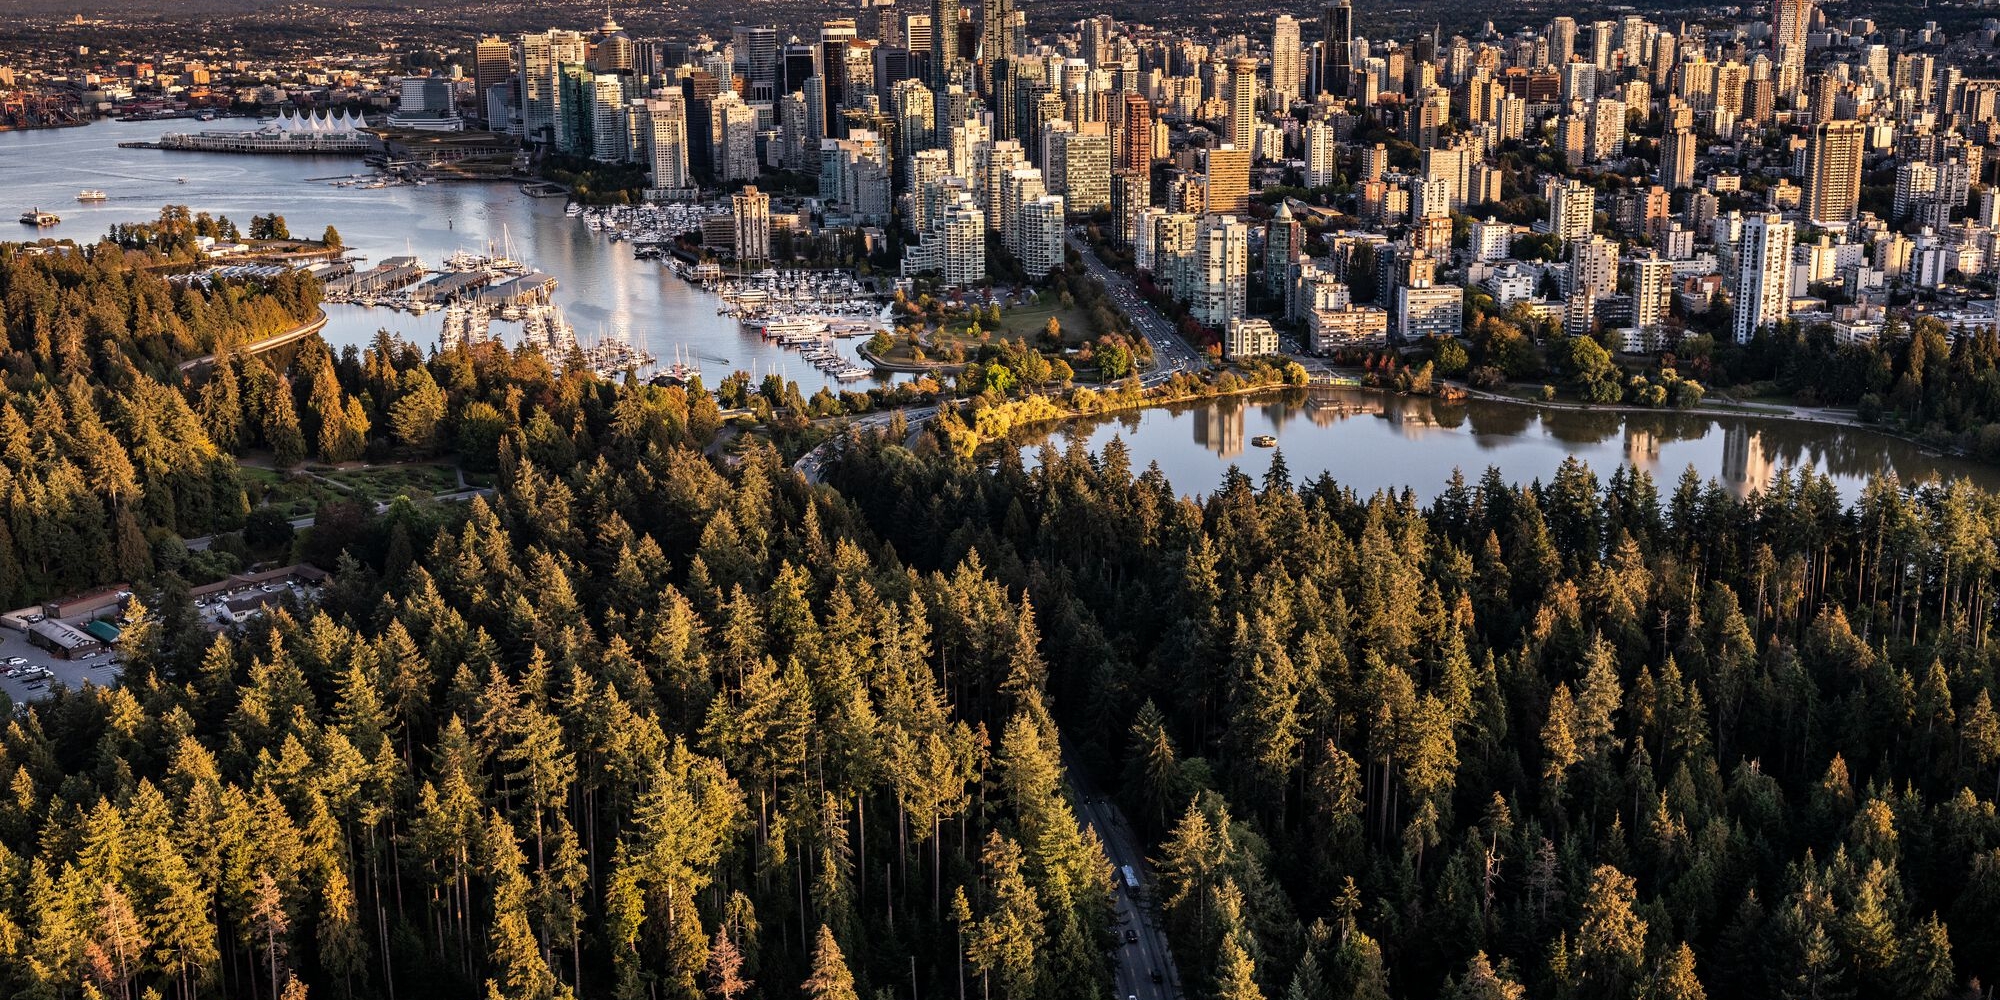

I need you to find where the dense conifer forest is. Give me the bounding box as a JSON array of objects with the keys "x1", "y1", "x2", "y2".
[{"x1": 5, "y1": 218, "x2": 2000, "y2": 1000}]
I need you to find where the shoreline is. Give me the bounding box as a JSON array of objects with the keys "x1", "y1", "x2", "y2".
[{"x1": 1007, "y1": 375, "x2": 1976, "y2": 474}]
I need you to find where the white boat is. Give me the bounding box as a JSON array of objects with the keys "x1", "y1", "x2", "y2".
[
  {"x1": 757, "y1": 316, "x2": 830, "y2": 339},
  {"x1": 76, "y1": 189, "x2": 107, "y2": 202},
  {"x1": 654, "y1": 345, "x2": 703, "y2": 385}
]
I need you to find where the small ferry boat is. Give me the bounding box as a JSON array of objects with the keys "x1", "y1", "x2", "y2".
[
  {"x1": 19, "y1": 208, "x2": 59, "y2": 226},
  {"x1": 76, "y1": 189, "x2": 108, "y2": 203},
  {"x1": 1252, "y1": 434, "x2": 1278, "y2": 448}
]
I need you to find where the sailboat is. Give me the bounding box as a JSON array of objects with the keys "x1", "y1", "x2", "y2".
[{"x1": 653, "y1": 345, "x2": 703, "y2": 386}]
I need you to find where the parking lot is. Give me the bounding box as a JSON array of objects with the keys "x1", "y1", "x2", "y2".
[{"x1": 0, "y1": 625, "x2": 122, "y2": 709}]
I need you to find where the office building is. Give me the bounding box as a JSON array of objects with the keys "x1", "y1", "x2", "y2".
[
  {"x1": 474, "y1": 37, "x2": 513, "y2": 123},
  {"x1": 1319, "y1": 0, "x2": 1352, "y2": 97}
]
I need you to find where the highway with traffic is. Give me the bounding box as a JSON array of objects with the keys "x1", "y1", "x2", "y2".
[
  {"x1": 1074, "y1": 770, "x2": 1182, "y2": 1000},
  {"x1": 1066, "y1": 230, "x2": 1205, "y2": 384}
]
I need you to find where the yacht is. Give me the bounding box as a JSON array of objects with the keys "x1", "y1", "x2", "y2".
[
  {"x1": 754, "y1": 316, "x2": 829, "y2": 339},
  {"x1": 76, "y1": 190, "x2": 108, "y2": 203},
  {"x1": 18, "y1": 208, "x2": 59, "y2": 227}
]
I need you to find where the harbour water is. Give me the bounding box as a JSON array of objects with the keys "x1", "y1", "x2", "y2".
[
  {"x1": 1020, "y1": 388, "x2": 2000, "y2": 502},
  {"x1": 14, "y1": 121, "x2": 2000, "y2": 500},
  {"x1": 1, "y1": 118, "x2": 894, "y2": 391}
]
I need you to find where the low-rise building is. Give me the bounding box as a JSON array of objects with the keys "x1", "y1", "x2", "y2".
[
  {"x1": 28, "y1": 620, "x2": 103, "y2": 660},
  {"x1": 1225, "y1": 318, "x2": 1278, "y2": 359},
  {"x1": 1309, "y1": 306, "x2": 1390, "y2": 352}
]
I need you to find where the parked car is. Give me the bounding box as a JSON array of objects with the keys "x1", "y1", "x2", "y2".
[{"x1": 3, "y1": 656, "x2": 25, "y2": 665}]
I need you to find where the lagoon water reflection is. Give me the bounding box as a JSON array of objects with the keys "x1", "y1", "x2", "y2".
[{"x1": 1021, "y1": 389, "x2": 2000, "y2": 502}]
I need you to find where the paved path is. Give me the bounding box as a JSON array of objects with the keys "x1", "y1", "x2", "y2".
[
  {"x1": 178, "y1": 310, "x2": 329, "y2": 372},
  {"x1": 183, "y1": 486, "x2": 493, "y2": 550},
  {"x1": 793, "y1": 405, "x2": 939, "y2": 484}
]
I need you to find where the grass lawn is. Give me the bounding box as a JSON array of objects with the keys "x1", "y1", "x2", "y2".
[
  {"x1": 982, "y1": 297, "x2": 1097, "y2": 346},
  {"x1": 321, "y1": 464, "x2": 460, "y2": 504},
  {"x1": 242, "y1": 463, "x2": 462, "y2": 517}
]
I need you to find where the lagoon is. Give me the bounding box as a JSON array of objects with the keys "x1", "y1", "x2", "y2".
[{"x1": 1020, "y1": 388, "x2": 2000, "y2": 502}]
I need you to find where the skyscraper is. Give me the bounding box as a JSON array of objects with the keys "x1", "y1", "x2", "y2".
[
  {"x1": 1631, "y1": 253, "x2": 1672, "y2": 331},
  {"x1": 1548, "y1": 178, "x2": 1595, "y2": 245},
  {"x1": 1228, "y1": 57, "x2": 1258, "y2": 152},
  {"x1": 982, "y1": 0, "x2": 1017, "y2": 138},
  {"x1": 1771, "y1": 0, "x2": 1812, "y2": 62},
  {"x1": 1271, "y1": 16, "x2": 1302, "y2": 110},
  {"x1": 734, "y1": 25, "x2": 780, "y2": 99},
  {"x1": 1661, "y1": 126, "x2": 1697, "y2": 190},
  {"x1": 1193, "y1": 215, "x2": 1249, "y2": 327},
  {"x1": 631, "y1": 96, "x2": 691, "y2": 190},
  {"x1": 1804, "y1": 119, "x2": 1864, "y2": 228},
  {"x1": 1733, "y1": 212, "x2": 1794, "y2": 343},
  {"x1": 1304, "y1": 119, "x2": 1337, "y2": 187},
  {"x1": 474, "y1": 36, "x2": 513, "y2": 124},
  {"x1": 1548, "y1": 17, "x2": 1577, "y2": 68},
  {"x1": 733, "y1": 186, "x2": 771, "y2": 266},
  {"x1": 519, "y1": 31, "x2": 557, "y2": 146},
  {"x1": 1117, "y1": 93, "x2": 1153, "y2": 174},
  {"x1": 1318, "y1": 1, "x2": 1351, "y2": 98},
  {"x1": 820, "y1": 19, "x2": 858, "y2": 135},
  {"x1": 932, "y1": 0, "x2": 960, "y2": 85},
  {"x1": 1203, "y1": 145, "x2": 1251, "y2": 214}
]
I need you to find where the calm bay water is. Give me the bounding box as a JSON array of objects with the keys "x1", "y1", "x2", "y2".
[
  {"x1": 2, "y1": 118, "x2": 883, "y2": 391},
  {"x1": 10, "y1": 122, "x2": 1995, "y2": 500},
  {"x1": 1020, "y1": 389, "x2": 2000, "y2": 503}
]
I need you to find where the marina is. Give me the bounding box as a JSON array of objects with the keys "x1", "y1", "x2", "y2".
[
  {"x1": 1, "y1": 117, "x2": 900, "y2": 393},
  {"x1": 744, "y1": 315, "x2": 877, "y2": 381}
]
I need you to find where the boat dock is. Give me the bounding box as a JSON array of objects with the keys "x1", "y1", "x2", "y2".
[
  {"x1": 410, "y1": 270, "x2": 493, "y2": 302},
  {"x1": 473, "y1": 272, "x2": 558, "y2": 306},
  {"x1": 323, "y1": 257, "x2": 425, "y2": 297}
]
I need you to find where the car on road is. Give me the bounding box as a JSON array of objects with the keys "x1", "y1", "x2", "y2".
[
  {"x1": 1125, "y1": 929, "x2": 1139, "y2": 943},
  {"x1": 1151, "y1": 970, "x2": 1163, "y2": 983}
]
